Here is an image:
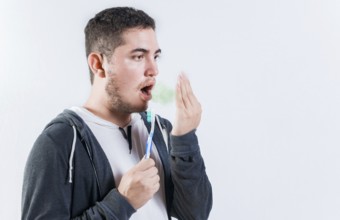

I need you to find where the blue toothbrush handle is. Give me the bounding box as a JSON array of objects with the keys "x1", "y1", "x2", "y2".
[{"x1": 145, "y1": 131, "x2": 154, "y2": 158}]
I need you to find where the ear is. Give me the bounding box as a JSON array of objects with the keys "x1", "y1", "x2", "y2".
[{"x1": 87, "y1": 52, "x2": 105, "y2": 79}]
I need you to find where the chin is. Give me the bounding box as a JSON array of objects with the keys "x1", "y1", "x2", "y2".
[
  {"x1": 126, "y1": 102, "x2": 148, "y2": 113},
  {"x1": 135, "y1": 104, "x2": 148, "y2": 113}
]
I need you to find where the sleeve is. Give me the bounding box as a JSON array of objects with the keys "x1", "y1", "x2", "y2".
[
  {"x1": 71, "y1": 190, "x2": 136, "y2": 220},
  {"x1": 21, "y1": 124, "x2": 135, "y2": 220},
  {"x1": 169, "y1": 130, "x2": 213, "y2": 220}
]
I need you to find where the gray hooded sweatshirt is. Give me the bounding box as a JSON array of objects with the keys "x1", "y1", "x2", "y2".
[{"x1": 22, "y1": 110, "x2": 212, "y2": 219}]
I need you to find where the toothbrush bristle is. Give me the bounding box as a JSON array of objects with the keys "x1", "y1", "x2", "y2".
[{"x1": 147, "y1": 110, "x2": 152, "y2": 123}]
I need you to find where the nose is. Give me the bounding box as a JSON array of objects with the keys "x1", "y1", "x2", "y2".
[{"x1": 145, "y1": 57, "x2": 159, "y2": 77}]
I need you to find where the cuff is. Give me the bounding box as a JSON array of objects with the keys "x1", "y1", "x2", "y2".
[
  {"x1": 102, "y1": 189, "x2": 136, "y2": 219},
  {"x1": 170, "y1": 129, "x2": 200, "y2": 156}
]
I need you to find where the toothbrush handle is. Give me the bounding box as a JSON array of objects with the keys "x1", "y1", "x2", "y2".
[{"x1": 145, "y1": 131, "x2": 154, "y2": 158}]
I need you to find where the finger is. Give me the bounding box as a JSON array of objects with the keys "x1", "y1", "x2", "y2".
[
  {"x1": 181, "y1": 73, "x2": 193, "y2": 107},
  {"x1": 151, "y1": 176, "x2": 160, "y2": 190},
  {"x1": 146, "y1": 179, "x2": 160, "y2": 194},
  {"x1": 181, "y1": 73, "x2": 199, "y2": 107},
  {"x1": 146, "y1": 174, "x2": 160, "y2": 189},
  {"x1": 134, "y1": 158, "x2": 155, "y2": 172},
  {"x1": 175, "y1": 75, "x2": 185, "y2": 109},
  {"x1": 142, "y1": 166, "x2": 159, "y2": 178},
  {"x1": 179, "y1": 73, "x2": 190, "y2": 109},
  {"x1": 153, "y1": 181, "x2": 160, "y2": 191}
]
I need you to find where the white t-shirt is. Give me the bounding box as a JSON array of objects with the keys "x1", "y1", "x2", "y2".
[{"x1": 70, "y1": 106, "x2": 168, "y2": 220}]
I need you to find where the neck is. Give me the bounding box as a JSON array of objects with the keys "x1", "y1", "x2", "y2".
[{"x1": 83, "y1": 99, "x2": 132, "y2": 128}]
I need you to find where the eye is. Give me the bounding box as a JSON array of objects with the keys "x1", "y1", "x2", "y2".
[
  {"x1": 154, "y1": 54, "x2": 161, "y2": 61},
  {"x1": 133, "y1": 54, "x2": 144, "y2": 61}
]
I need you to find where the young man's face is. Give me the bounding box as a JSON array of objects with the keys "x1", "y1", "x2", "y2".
[{"x1": 103, "y1": 28, "x2": 161, "y2": 113}]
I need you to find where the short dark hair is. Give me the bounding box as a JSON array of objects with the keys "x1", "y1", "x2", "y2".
[{"x1": 84, "y1": 7, "x2": 156, "y2": 83}]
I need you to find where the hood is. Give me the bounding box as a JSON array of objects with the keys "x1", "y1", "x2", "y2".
[{"x1": 45, "y1": 109, "x2": 91, "y2": 183}]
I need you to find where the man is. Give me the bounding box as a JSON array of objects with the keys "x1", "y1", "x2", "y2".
[{"x1": 22, "y1": 7, "x2": 212, "y2": 220}]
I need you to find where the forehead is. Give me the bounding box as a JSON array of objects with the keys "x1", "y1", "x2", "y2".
[{"x1": 118, "y1": 28, "x2": 160, "y2": 52}]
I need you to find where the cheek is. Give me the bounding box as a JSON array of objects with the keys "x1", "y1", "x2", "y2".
[
  {"x1": 120, "y1": 79, "x2": 134, "y2": 91},
  {"x1": 109, "y1": 59, "x2": 145, "y2": 88},
  {"x1": 114, "y1": 72, "x2": 138, "y2": 92},
  {"x1": 121, "y1": 60, "x2": 144, "y2": 80},
  {"x1": 123, "y1": 58, "x2": 146, "y2": 74}
]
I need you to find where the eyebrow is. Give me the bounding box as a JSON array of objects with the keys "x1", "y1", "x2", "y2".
[{"x1": 131, "y1": 48, "x2": 162, "y2": 54}]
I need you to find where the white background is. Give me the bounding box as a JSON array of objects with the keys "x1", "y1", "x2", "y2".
[{"x1": 1, "y1": 0, "x2": 340, "y2": 219}]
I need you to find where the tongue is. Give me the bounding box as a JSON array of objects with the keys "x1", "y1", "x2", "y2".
[
  {"x1": 141, "y1": 87, "x2": 152, "y2": 101},
  {"x1": 141, "y1": 88, "x2": 148, "y2": 95},
  {"x1": 142, "y1": 86, "x2": 152, "y2": 95}
]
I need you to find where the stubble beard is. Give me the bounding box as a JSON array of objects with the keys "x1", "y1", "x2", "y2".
[{"x1": 105, "y1": 74, "x2": 148, "y2": 114}]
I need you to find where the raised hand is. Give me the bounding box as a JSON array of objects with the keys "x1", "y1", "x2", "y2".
[
  {"x1": 117, "y1": 158, "x2": 160, "y2": 209},
  {"x1": 171, "y1": 73, "x2": 202, "y2": 136}
]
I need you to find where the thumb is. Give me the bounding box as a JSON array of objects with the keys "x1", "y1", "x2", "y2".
[{"x1": 135, "y1": 158, "x2": 155, "y2": 171}]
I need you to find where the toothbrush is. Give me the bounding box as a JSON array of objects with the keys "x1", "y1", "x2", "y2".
[{"x1": 145, "y1": 109, "x2": 155, "y2": 158}]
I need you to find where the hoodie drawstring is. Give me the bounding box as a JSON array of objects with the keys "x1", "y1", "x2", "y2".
[{"x1": 68, "y1": 125, "x2": 77, "y2": 183}]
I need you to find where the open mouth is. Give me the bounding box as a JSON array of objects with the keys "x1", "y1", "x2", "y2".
[
  {"x1": 140, "y1": 80, "x2": 155, "y2": 101},
  {"x1": 141, "y1": 85, "x2": 153, "y2": 96}
]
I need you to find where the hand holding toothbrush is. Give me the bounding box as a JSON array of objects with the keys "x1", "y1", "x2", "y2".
[
  {"x1": 117, "y1": 158, "x2": 160, "y2": 209},
  {"x1": 172, "y1": 73, "x2": 202, "y2": 136}
]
